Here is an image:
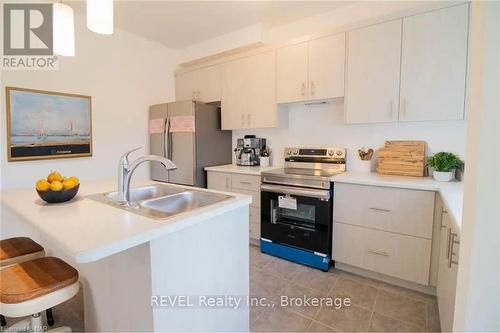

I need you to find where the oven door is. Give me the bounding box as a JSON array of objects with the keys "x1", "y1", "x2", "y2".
[{"x1": 260, "y1": 184, "x2": 333, "y2": 255}]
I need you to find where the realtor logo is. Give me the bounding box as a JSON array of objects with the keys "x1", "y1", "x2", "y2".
[{"x1": 2, "y1": 3, "x2": 58, "y2": 70}]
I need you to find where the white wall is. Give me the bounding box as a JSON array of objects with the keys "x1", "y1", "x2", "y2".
[
  {"x1": 233, "y1": 101, "x2": 467, "y2": 171},
  {"x1": 454, "y1": 2, "x2": 500, "y2": 331},
  {"x1": 0, "y1": 14, "x2": 179, "y2": 189}
]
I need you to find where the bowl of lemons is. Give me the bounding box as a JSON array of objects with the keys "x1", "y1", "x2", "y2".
[{"x1": 36, "y1": 171, "x2": 80, "y2": 204}]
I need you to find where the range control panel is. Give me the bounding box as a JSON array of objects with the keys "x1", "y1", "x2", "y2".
[{"x1": 284, "y1": 147, "x2": 346, "y2": 159}]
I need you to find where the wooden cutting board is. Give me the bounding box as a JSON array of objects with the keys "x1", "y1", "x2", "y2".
[{"x1": 377, "y1": 141, "x2": 426, "y2": 177}]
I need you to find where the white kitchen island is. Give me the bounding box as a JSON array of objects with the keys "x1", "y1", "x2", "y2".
[{"x1": 0, "y1": 180, "x2": 251, "y2": 332}]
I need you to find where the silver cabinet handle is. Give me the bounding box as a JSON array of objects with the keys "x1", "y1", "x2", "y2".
[
  {"x1": 448, "y1": 232, "x2": 460, "y2": 268},
  {"x1": 440, "y1": 209, "x2": 448, "y2": 230},
  {"x1": 368, "y1": 249, "x2": 389, "y2": 257},
  {"x1": 389, "y1": 100, "x2": 394, "y2": 118},
  {"x1": 369, "y1": 207, "x2": 391, "y2": 212},
  {"x1": 310, "y1": 81, "x2": 315, "y2": 97},
  {"x1": 301, "y1": 83, "x2": 306, "y2": 97},
  {"x1": 241, "y1": 114, "x2": 245, "y2": 127},
  {"x1": 446, "y1": 227, "x2": 452, "y2": 259},
  {"x1": 225, "y1": 177, "x2": 230, "y2": 190},
  {"x1": 247, "y1": 114, "x2": 251, "y2": 127},
  {"x1": 239, "y1": 181, "x2": 252, "y2": 185}
]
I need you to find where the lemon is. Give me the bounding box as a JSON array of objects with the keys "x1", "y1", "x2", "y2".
[
  {"x1": 36, "y1": 179, "x2": 51, "y2": 192},
  {"x1": 68, "y1": 176, "x2": 79, "y2": 185},
  {"x1": 47, "y1": 171, "x2": 63, "y2": 183},
  {"x1": 49, "y1": 180, "x2": 63, "y2": 192},
  {"x1": 62, "y1": 178, "x2": 76, "y2": 190}
]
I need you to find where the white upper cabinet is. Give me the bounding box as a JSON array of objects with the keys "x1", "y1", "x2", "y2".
[
  {"x1": 175, "y1": 70, "x2": 198, "y2": 101},
  {"x1": 221, "y1": 57, "x2": 248, "y2": 129},
  {"x1": 276, "y1": 43, "x2": 308, "y2": 104},
  {"x1": 345, "y1": 20, "x2": 402, "y2": 124},
  {"x1": 276, "y1": 33, "x2": 345, "y2": 104},
  {"x1": 308, "y1": 33, "x2": 345, "y2": 101},
  {"x1": 246, "y1": 51, "x2": 277, "y2": 129},
  {"x1": 175, "y1": 65, "x2": 222, "y2": 103},
  {"x1": 399, "y1": 4, "x2": 469, "y2": 121},
  {"x1": 221, "y1": 51, "x2": 277, "y2": 130}
]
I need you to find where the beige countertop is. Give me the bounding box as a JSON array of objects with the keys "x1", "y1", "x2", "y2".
[
  {"x1": 205, "y1": 164, "x2": 279, "y2": 175},
  {"x1": 204, "y1": 165, "x2": 464, "y2": 230}
]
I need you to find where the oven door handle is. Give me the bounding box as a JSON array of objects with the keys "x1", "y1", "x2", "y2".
[{"x1": 261, "y1": 184, "x2": 331, "y2": 200}]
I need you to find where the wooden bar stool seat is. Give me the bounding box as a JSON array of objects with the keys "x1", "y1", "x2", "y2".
[
  {"x1": 0, "y1": 257, "x2": 79, "y2": 331},
  {"x1": 0, "y1": 237, "x2": 45, "y2": 267}
]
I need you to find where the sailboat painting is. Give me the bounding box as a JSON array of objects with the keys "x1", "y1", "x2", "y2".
[{"x1": 6, "y1": 87, "x2": 92, "y2": 161}]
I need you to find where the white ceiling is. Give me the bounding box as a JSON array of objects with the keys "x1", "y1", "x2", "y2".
[{"x1": 71, "y1": 1, "x2": 350, "y2": 49}]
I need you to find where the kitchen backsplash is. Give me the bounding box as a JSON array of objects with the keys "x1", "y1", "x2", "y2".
[{"x1": 232, "y1": 100, "x2": 467, "y2": 171}]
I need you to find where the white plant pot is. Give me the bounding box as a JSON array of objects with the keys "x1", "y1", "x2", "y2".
[
  {"x1": 433, "y1": 170, "x2": 455, "y2": 182},
  {"x1": 358, "y1": 160, "x2": 372, "y2": 173}
]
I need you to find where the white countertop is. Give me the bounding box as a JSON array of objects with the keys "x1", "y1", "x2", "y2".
[
  {"x1": 203, "y1": 165, "x2": 464, "y2": 229},
  {"x1": 205, "y1": 164, "x2": 279, "y2": 175},
  {"x1": 0, "y1": 180, "x2": 251, "y2": 264},
  {"x1": 331, "y1": 172, "x2": 463, "y2": 228}
]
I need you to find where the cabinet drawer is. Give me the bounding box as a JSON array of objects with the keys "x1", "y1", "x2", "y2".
[
  {"x1": 231, "y1": 174, "x2": 260, "y2": 191},
  {"x1": 207, "y1": 171, "x2": 231, "y2": 192},
  {"x1": 334, "y1": 183, "x2": 435, "y2": 239},
  {"x1": 334, "y1": 222, "x2": 431, "y2": 285}
]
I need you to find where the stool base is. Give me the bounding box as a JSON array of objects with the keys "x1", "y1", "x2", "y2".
[{"x1": 6, "y1": 313, "x2": 71, "y2": 332}]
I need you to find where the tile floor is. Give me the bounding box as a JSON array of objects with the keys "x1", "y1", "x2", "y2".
[
  {"x1": 250, "y1": 245, "x2": 441, "y2": 332},
  {"x1": 10, "y1": 245, "x2": 440, "y2": 332}
]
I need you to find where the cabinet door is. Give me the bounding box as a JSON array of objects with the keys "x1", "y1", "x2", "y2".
[
  {"x1": 276, "y1": 43, "x2": 308, "y2": 104},
  {"x1": 308, "y1": 33, "x2": 345, "y2": 100},
  {"x1": 221, "y1": 57, "x2": 248, "y2": 129},
  {"x1": 246, "y1": 51, "x2": 277, "y2": 128},
  {"x1": 437, "y1": 210, "x2": 460, "y2": 332},
  {"x1": 207, "y1": 171, "x2": 231, "y2": 192},
  {"x1": 197, "y1": 65, "x2": 222, "y2": 103},
  {"x1": 345, "y1": 20, "x2": 402, "y2": 124},
  {"x1": 175, "y1": 70, "x2": 198, "y2": 101},
  {"x1": 400, "y1": 4, "x2": 468, "y2": 121}
]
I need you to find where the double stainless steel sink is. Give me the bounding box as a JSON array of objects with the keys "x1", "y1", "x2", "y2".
[{"x1": 87, "y1": 184, "x2": 233, "y2": 219}]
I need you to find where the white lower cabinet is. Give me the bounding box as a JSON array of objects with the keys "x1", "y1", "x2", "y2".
[
  {"x1": 206, "y1": 171, "x2": 231, "y2": 192},
  {"x1": 437, "y1": 208, "x2": 460, "y2": 332},
  {"x1": 207, "y1": 171, "x2": 261, "y2": 241},
  {"x1": 333, "y1": 183, "x2": 435, "y2": 285},
  {"x1": 334, "y1": 222, "x2": 432, "y2": 285}
]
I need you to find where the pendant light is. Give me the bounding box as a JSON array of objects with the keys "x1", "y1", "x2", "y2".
[
  {"x1": 87, "y1": 0, "x2": 114, "y2": 35},
  {"x1": 53, "y1": 2, "x2": 75, "y2": 56}
]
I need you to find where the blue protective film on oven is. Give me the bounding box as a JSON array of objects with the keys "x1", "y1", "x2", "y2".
[{"x1": 260, "y1": 239, "x2": 331, "y2": 271}]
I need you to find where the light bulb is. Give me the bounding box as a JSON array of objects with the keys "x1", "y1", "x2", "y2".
[
  {"x1": 87, "y1": 0, "x2": 114, "y2": 35},
  {"x1": 53, "y1": 3, "x2": 75, "y2": 56}
]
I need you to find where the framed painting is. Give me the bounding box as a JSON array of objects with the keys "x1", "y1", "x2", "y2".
[{"x1": 5, "y1": 87, "x2": 92, "y2": 161}]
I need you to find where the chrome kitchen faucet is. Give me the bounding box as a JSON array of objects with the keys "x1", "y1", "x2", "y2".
[{"x1": 116, "y1": 147, "x2": 177, "y2": 204}]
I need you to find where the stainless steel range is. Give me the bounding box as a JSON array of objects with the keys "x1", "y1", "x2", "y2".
[{"x1": 260, "y1": 147, "x2": 346, "y2": 271}]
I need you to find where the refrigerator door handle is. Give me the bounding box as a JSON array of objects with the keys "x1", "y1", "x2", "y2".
[
  {"x1": 163, "y1": 117, "x2": 170, "y2": 159},
  {"x1": 167, "y1": 117, "x2": 173, "y2": 160}
]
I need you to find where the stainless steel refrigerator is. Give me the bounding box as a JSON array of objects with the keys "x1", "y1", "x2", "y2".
[{"x1": 149, "y1": 101, "x2": 232, "y2": 188}]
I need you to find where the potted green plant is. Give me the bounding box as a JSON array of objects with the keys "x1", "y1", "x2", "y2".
[{"x1": 427, "y1": 152, "x2": 461, "y2": 182}]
